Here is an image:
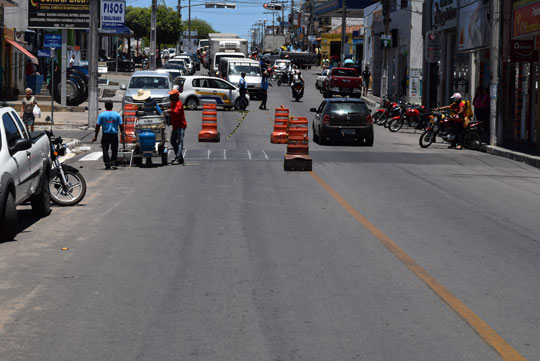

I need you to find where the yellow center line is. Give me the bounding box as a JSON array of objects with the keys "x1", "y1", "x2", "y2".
[{"x1": 309, "y1": 171, "x2": 527, "y2": 361}]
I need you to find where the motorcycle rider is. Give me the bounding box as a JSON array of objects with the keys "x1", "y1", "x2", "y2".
[
  {"x1": 437, "y1": 92, "x2": 467, "y2": 149},
  {"x1": 290, "y1": 69, "x2": 305, "y2": 99}
]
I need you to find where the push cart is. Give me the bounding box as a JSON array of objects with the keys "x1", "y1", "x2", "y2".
[{"x1": 133, "y1": 113, "x2": 168, "y2": 167}]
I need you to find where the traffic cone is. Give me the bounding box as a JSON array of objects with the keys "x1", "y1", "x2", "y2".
[
  {"x1": 199, "y1": 103, "x2": 220, "y2": 142},
  {"x1": 284, "y1": 116, "x2": 312, "y2": 171},
  {"x1": 271, "y1": 105, "x2": 289, "y2": 144}
]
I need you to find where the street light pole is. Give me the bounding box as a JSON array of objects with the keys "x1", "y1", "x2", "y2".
[
  {"x1": 188, "y1": 0, "x2": 192, "y2": 52},
  {"x1": 88, "y1": 0, "x2": 99, "y2": 127},
  {"x1": 150, "y1": 0, "x2": 157, "y2": 70},
  {"x1": 340, "y1": 0, "x2": 347, "y2": 62}
]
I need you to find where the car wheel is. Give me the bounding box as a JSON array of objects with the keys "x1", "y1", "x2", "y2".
[
  {"x1": 185, "y1": 96, "x2": 199, "y2": 110},
  {"x1": 234, "y1": 97, "x2": 248, "y2": 110},
  {"x1": 0, "y1": 192, "x2": 18, "y2": 242},
  {"x1": 31, "y1": 172, "x2": 51, "y2": 217}
]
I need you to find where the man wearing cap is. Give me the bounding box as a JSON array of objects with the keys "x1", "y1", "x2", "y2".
[{"x1": 167, "y1": 88, "x2": 187, "y2": 165}]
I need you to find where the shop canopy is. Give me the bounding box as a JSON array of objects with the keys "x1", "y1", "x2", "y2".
[
  {"x1": 99, "y1": 26, "x2": 134, "y2": 37},
  {"x1": 314, "y1": 0, "x2": 375, "y2": 17},
  {"x1": 5, "y1": 38, "x2": 38, "y2": 61}
]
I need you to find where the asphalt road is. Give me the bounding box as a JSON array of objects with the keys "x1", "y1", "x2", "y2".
[{"x1": 1, "y1": 69, "x2": 540, "y2": 361}]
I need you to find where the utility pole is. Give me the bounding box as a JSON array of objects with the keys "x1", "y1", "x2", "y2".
[
  {"x1": 381, "y1": 0, "x2": 390, "y2": 98},
  {"x1": 188, "y1": 0, "x2": 192, "y2": 52},
  {"x1": 177, "y1": 0, "x2": 182, "y2": 53},
  {"x1": 150, "y1": 0, "x2": 157, "y2": 70},
  {"x1": 340, "y1": 0, "x2": 347, "y2": 61},
  {"x1": 490, "y1": 0, "x2": 501, "y2": 146},
  {"x1": 88, "y1": 0, "x2": 99, "y2": 127}
]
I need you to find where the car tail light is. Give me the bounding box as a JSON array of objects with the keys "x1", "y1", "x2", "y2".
[
  {"x1": 367, "y1": 114, "x2": 373, "y2": 124},
  {"x1": 323, "y1": 114, "x2": 330, "y2": 124}
]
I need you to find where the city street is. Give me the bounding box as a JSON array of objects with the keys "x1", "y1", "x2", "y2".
[{"x1": 1, "y1": 69, "x2": 540, "y2": 360}]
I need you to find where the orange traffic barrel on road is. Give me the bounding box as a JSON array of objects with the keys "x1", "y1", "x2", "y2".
[
  {"x1": 199, "y1": 103, "x2": 220, "y2": 142},
  {"x1": 271, "y1": 105, "x2": 289, "y2": 144},
  {"x1": 122, "y1": 103, "x2": 138, "y2": 143},
  {"x1": 284, "y1": 116, "x2": 312, "y2": 171}
]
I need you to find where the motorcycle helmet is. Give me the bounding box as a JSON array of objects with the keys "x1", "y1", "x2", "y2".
[{"x1": 450, "y1": 92, "x2": 462, "y2": 102}]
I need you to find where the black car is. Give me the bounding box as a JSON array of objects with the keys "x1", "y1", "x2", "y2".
[
  {"x1": 311, "y1": 98, "x2": 373, "y2": 146},
  {"x1": 163, "y1": 62, "x2": 187, "y2": 75},
  {"x1": 104, "y1": 54, "x2": 135, "y2": 72}
]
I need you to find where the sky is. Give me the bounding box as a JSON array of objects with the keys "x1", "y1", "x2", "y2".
[{"x1": 126, "y1": 0, "x2": 288, "y2": 42}]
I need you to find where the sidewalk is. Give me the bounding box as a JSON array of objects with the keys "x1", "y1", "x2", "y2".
[{"x1": 361, "y1": 93, "x2": 540, "y2": 170}]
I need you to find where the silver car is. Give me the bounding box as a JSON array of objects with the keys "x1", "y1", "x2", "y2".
[
  {"x1": 174, "y1": 75, "x2": 249, "y2": 110},
  {"x1": 122, "y1": 71, "x2": 172, "y2": 108},
  {"x1": 173, "y1": 55, "x2": 195, "y2": 74}
]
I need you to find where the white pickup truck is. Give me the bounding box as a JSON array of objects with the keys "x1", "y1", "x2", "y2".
[{"x1": 0, "y1": 106, "x2": 52, "y2": 241}]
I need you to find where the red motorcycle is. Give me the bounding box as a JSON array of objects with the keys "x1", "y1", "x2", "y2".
[
  {"x1": 373, "y1": 96, "x2": 398, "y2": 126},
  {"x1": 388, "y1": 104, "x2": 431, "y2": 132}
]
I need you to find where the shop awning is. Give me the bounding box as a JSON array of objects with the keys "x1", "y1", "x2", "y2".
[{"x1": 5, "y1": 38, "x2": 37, "y2": 61}]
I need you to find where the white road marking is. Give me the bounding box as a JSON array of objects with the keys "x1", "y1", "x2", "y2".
[
  {"x1": 247, "y1": 150, "x2": 252, "y2": 160},
  {"x1": 207, "y1": 149, "x2": 210, "y2": 159},
  {"x1": 224, "y1": 149, "x2": 227, "y2": 160},
  {"x1": 262, "y1": 150, "x2": 269, "y2": 160},
  {"x1": 79, "y1": 152, "x2": 103, "y2": 161}
]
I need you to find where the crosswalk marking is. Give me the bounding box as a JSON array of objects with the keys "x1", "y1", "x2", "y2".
[{"x1": 80, "y1": 151, "x2": 103, "y2": 161}]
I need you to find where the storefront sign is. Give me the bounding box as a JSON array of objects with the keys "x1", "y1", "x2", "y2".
[
  {"x1": 458, "y1": 0, "x2": 489, "y2": 51},
  {"x1": 101, "y1": 0, "x2": 125, "y2": 31},
  {"x1": 425, "y1": 30, "x2": 441, "y2": 63},
  {"x1": 409, "y1": 68, "x2": 421, "y2": 98},
  {"x1": 510, "y1": 39, "x2": 538, "y2": 61},
  {"x1": 432, "y1": 0, "x2": 457, "y2": 30},
  {"x1": 28, "y1": 0, "x2": 90, "y2": 29},
  {"x1": 512, "y1": 1, "x2": 540, "y2": 38}
]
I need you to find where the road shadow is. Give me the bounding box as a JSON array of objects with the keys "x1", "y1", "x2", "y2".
[{"x1": 1, "y1": 208, "x2": 41, "y2": 244}]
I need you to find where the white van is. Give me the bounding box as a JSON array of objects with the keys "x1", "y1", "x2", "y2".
[
  {"x1": 211, "y1": 52, "x2": 245, "y2": 76},
  {"x1": 219, "y1": 58, "x2": 262, "y2": 99}
]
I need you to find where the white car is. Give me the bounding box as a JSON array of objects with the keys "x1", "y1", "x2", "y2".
[
  {"x1": 174, "y1": 75, "x2": 249, "y2": 110},
  {"x1": 316, "y1": 68, "x2": 330, "y2": 90},
  {"x1": 174, "y1": 55, "x2": 195, "y2": 74}
]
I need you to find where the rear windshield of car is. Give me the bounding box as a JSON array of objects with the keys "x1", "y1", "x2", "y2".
[
  {"x1": 327, "y1": 102, "x2": 369, "y2": 115},
  {"x1": 275, "y1": 61, "x2": 289, "y2": 67},
  {"x1": 332, "y1": 68, "x2": 358, "y2": 77},
  {"x1": 128, "y1": 76, "x2": 170, "y2": 89},
  {"x1": 228, "y1": 63, "x2": 261, "y2": 76}
]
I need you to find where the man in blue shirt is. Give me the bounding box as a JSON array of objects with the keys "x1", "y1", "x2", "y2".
[
  {"x1": 259, "y1": 70, "x2": 271, "y2": 110},
  {"x1": 92, "y1": 101, "x2": 125, "y2": 169}
]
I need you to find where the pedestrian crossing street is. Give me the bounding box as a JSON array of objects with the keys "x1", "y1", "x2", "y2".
[{"x1": 79, "y1": 149, "x2": 285, "y2": 162}]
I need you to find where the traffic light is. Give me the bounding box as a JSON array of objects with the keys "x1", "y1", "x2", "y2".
[{"x1": 263, "y1": 3, "x2": 282, "y2": 10}]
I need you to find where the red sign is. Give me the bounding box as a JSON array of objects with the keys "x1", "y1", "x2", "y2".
[{"x1": 512, "y1": 1, "x2": 540, "y2": 38}]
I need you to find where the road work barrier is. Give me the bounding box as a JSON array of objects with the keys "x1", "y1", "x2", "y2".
[
  {"x1": 284, "y1": 116, "x2": 312, "y2": 171},
  {"x1": 122, "y1": 103, "x2": 138, "y2": 143},
  {"x1": 199, "y1": 103, "x2": 220, "y2": 142},
  {"x1": 271, "y1": 106, "x2": 289, "y2": 144}
]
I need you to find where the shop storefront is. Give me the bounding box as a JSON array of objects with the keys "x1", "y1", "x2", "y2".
[
  {"x1": 501, "y1": 0, "x2": 540, "y2": 147},
  {"x1": 320, "y1": 25, "x2": 363, "y2": 62}
]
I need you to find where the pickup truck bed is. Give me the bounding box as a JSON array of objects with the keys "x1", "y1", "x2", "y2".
[
  {"x1": 0, "y1": 107, "x2": 51, "y2": 241},
  {"x1": 321, "y1": 67, "x2": 362, "y2": 98}
]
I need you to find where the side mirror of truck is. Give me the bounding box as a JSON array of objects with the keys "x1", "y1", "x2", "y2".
[
  {"x1": 310, "y1": 108, "x2": 317, "y2": 113},
  {"x1": 120, "y1": 84, "x2": 126, "y2": 90},
  {"x1": 9, "y1": 138, "x2": 32, "y2": 154}
]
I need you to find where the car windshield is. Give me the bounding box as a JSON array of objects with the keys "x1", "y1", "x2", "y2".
[
  {"x1": 332, "y1": 68, "x2": 358, "y2": 77},
  {"x1": 128, "y1": 76, "x2": 170, "y2": 89},
  {"x1": 228, "y1": 63, "x2": 261, "y2": 76},
  {"x1": 215, "y1": 54, "x2": 244, "y2": 66},
  {"x1": 327, "y1": 102, "x2": 369, "y2": 115}
]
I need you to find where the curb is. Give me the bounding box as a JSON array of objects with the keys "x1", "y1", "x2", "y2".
[{"x1": 479, "y1": 144, "x2": 540, "y2": 169}]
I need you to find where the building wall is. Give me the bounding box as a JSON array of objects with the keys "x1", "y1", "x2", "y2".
[{"x1": 4, "y1": 0, "x2": 27, "y2": 31}]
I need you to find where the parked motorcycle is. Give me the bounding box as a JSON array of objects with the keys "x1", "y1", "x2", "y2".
[
  {"x1": 373, "y1": 96, "x2": 398, "y2": 126},
  {"x1": 387, "y1": 103, "x2": 431, "y2": 132},
  {"x1": 419, "y1": 111, "x2": 483, "y2": 150},
  {"x1": 46, "y1": 130, "x2": 87, "y2": 206}
]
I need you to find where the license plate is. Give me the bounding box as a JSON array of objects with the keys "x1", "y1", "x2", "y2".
[
  {"x1": 342, "y1": 129, "x2": 355, "y2": 135},
  {"x1": 341, "y1": 88, "x2": 352, "y2": 92}
]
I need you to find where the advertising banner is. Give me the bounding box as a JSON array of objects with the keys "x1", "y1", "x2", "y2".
[
  {"x1": 101, "y1": 0, "x2": 125, "y2": 31},
  {"x1": 457, "y1": 0, "x2": 489, "y2": 51},
  {"x1": 28, "y1": 0, "x2": 90, "y2": 29},
  {"x1": 512, "y1": 1, "x2": 540, "y2": 38}
]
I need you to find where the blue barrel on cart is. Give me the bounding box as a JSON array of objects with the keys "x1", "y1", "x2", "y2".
[{"x1": 139, "y1": 131, "x2": 155, "y2": 152}]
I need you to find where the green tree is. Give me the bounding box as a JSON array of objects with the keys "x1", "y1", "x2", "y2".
[
  {"x1": 157, "y1": 5, "x2": 182, "y2": 47},
  {"x1": 184, "y1": 19, "x2": 216, "y2": 40},
  {"x1": 125, "y1": 6, "x2": 150, "y2": 40}
]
